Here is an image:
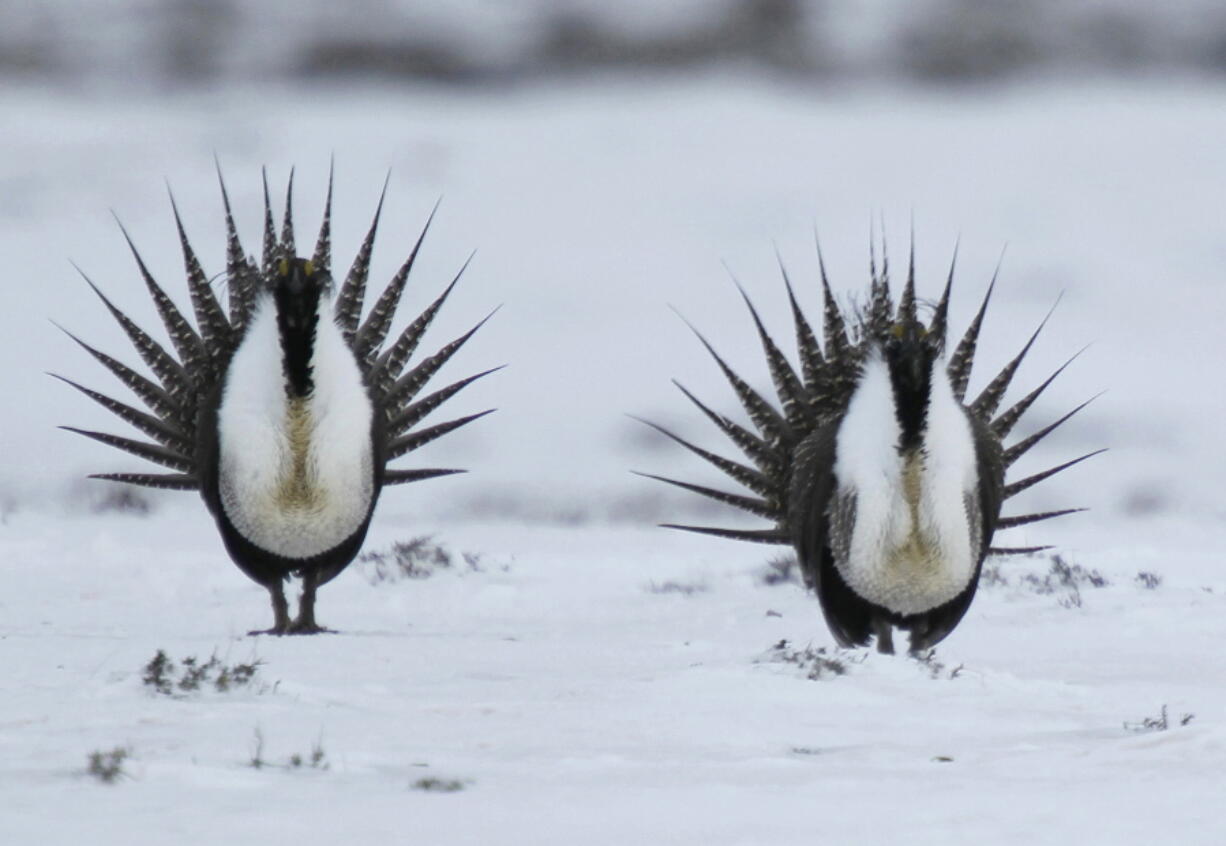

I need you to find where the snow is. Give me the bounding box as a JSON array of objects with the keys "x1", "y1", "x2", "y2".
[
  {"x1": 2, "y1": 507, "x2": 1223, "y2": 843},
  {"x1": 1, "y1": 75, "x2": 1225, "y2": 842}
]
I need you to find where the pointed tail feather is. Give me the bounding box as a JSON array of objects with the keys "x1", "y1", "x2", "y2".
[
  {"x1": 312, "y1": 162, "x2": 334, "y2": 276},
  {"x1": 929, "y1": 239, "x2": 958, "y2": 350},
  {"x1": 1002, "y1": 394, "x2": 1101, "y2": 468},
  {"x1": 897, "y1": 234, "x2": 918, "y2": 326},
  {"x1": 995, "y1": 508, "x2": 1085, "y2": 531},
  {"x1": 946, "y1": 273, "x2": 995, "y2": 401},
  {"x1": 114, "y1": 218, "x2": 207, "y2": 377},
  {"x1": 382, "y1": 468, "x2": 467, "y2": 486},
  {"x1": 51, "y1": 375, "x2": 193, "y2": 454},
  {"x1": 353, "y1": 202, "x2": 442, "y2": 363},
  {"x1": 970, "y1": 300, "x2": 1058, "y2": 420},
  {"x1": 660, "y1": 523, "x2": 790, "y2": 545},
  {"x1": 633, "y1": 472, "x2": 780, "y2": 520},
  {"x1": 381, "y1": 310, "x2": 496, "y2": 411},
  {"x1": 370, "y1": 255, "x2": 470, "y2": 391},
  {"x1": 866, "y1": 272, "x2": 892, "y2": 339},
  {"x1": 734, "y1": 283, "x2": 812, "y2": 431},
  {"x1": 387, "y1": 366, "x2": 504, "y2": 440},
  {"x1": 335, "y1": 173, "x2": 391, "y2": 340},
  {"x1": 215, "y1": 161, "x2": 259, "y2": 330},
  {"x1": 56, "y1": 325, "x2": 186, "y2": 426},
  {"x1": 818, "y1": 255, "x2": 852, "y2": 364},
  {"x1": 672, "y1": 380, "x2": 780, "y2": 474},
  {"x1": 988, "y1": 545, "x2": 1053, "y2": 557},
  {"x1": 1002, "y1": 449, "x2": 1106, "y2": 500},
  {"x1": 678, "y1": 316, "x2": 791, "y2": 448},
  {"x1": 628, "y1": 416, "x2": 777, "y2": 499},
  {"x1": 61, "y1": 427, "x2": 194, "y2": 473},
  {"x1": 168, "y1": 189, "x2": 232, "y2": 357},
  {"x1": 991, "y1": 347, "x2": 1088, "y2": 440},
  {"x1": 75, "y1": 268, "x2": 190, "y2": 400},
  {"x1": 278, "y1": 167, "x2": 297, "y2": 256},
  {"x1": 261, "y1": 167, "x2": 277, "y2": 273},
  {"x1": 776, "y1": 251, "x2": 824, "y2": 394},
  {"x1": 384, "y1": 410, "x2": 494, "y2": 462},
  {"x1": 90, "y1": 472, "x2": 199, "y2": 491}
]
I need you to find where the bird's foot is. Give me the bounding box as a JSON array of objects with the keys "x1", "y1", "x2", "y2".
[
  {"x1": 249, "y1": 586, "x2": 293, "y2": 635},
  {"x1": 248, "y1": 623, "x2": 290, "y2": 637},
  {"x1": 872, "y1": 618, "x2": 895, "y2": 655},
  {"x1": 285, "y1": 618, "x2": 334, "y2": 635},
  {"x1": 247, "y1": 620, "x2": 334, "y2": 636}
]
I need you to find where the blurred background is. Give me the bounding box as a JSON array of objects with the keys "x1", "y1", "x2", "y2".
[
  {"x1": 4, "y1": 0, "x2": 1226, "y2": 88},
  {"x1": 1, "y1": 1, "x2": 1224, "y2": 541}
]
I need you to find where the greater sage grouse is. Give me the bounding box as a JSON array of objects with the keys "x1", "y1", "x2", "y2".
[
  {"x1": 641, "y1": 244, "x2": 1098, "y2": 654},
  {"x1": 58, "y1": 171, "x2": 497, "y2": 634}
]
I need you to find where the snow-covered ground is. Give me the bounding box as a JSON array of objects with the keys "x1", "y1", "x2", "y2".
[{"x1": 2, "y1": 76, "x2": 1225, "y2": 843}]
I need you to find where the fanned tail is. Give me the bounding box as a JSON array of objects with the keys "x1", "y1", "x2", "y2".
[
  {"x1": 64, "y1": 169, "x2": 496, "y2": 499},
  {"x1": 644, "y1": 237, "x2": 1096, "y2": 560}
]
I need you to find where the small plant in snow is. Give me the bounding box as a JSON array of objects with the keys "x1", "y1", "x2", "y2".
[
  {"x1": 249, "y1": 729, "x2": 329, "y2": 771},
  {"x1": 911, "y1": 649, "x2": 964, "y2": 680},
  {"x1": 763, "y1": 639, "x2": 853, "y2": 680},
  {"x1": 86, "y1": 747, "x2": 130, "y2": 784},
  {"x1": 288, "y1": 741, "x2": 329, "y2": 771},
  {"x1": 142, "y1": 649, "x2": 262, "y2": 695},
  {"x1": 360, "y1": 535, "x2": 483, "y2": 583},
  {"x1": 249, "y1": 728, "x2": 267, "y2": 769},
  {"x1": 1135, "y1": 571, "x2": 1163, "y2": 590},
  {"x1": 645, "y1": 580, "x2": 707, "y2": 596},
  {"x1": 757, "y1": 555, "x2": 800, "y2": 587},
  {"x1": 978, "y1": 559, "x2": 1009, "y2": 588},
  {"x1": 982, "y1": 554, "x2": 1108, "y2": 607},
  {"x1": 1124, "y1": 705, "x2": 1194, "y2": 733},
  {"x1": 92, "y1": 486, "x2": 152, "y2": 515},
  {"x1": 412, "y1": 777, "x2": 467, "y2": 793},
  {"x1": 1026, "y1": 555, "x2": 1108, "y2": 608}
]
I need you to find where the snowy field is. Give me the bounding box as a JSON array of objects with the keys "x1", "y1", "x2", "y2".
[{"x1": 1, "y1": 75, "x2": 1225, "y2": 843}]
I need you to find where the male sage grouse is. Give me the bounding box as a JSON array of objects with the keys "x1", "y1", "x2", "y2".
[
  {"x1": 57, "y1": 170, "x2": 497, "y2": 634},
  {"x1": 640, "y1": 243, "x2": 1099, "y2": 654}
]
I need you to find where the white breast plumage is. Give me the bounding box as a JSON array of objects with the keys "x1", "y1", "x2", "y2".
[
  {"x1": 831, "y1": 351, "x2": 979, "y2": 615},
  {"x1": 217, "y1": 294, "x2": 375, "y2": 559}
]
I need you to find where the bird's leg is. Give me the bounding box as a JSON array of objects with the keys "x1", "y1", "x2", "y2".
[
  {"x1": 248, "y1": 582, "x2": 291, "y2": 636},
  {"x1": 873, "y1": 616, "x2": 895, "y2": 655},
  {"x1": 907, "y1": 618, "x2": 932, "y2": 655},
  {"x1": 288, "y1": 569, "x2": 330, "y2": 634}
]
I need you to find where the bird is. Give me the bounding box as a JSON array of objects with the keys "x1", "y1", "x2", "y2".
[
  {"x1": 638, "y1": 239, "x2": 1100, "y2": 654},
  {"x1": 56, "y1": 168, "x2": 498, "y2": 634}
]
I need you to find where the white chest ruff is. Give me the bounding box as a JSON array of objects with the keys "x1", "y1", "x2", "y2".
[
  {"x1": 217, "y1": 297, "x2": 375, "y2": 560},
  {"x1": 831, "y1": 353, "x2": 980, "y2": 616}
]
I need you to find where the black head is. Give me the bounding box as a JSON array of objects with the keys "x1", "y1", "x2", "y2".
[
  {"x1": 880, "y1": 319, "x2": 941, "y2": 452},
  {"x1": 272, "y1": 257, "x2": 326, "y2": 398}
]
